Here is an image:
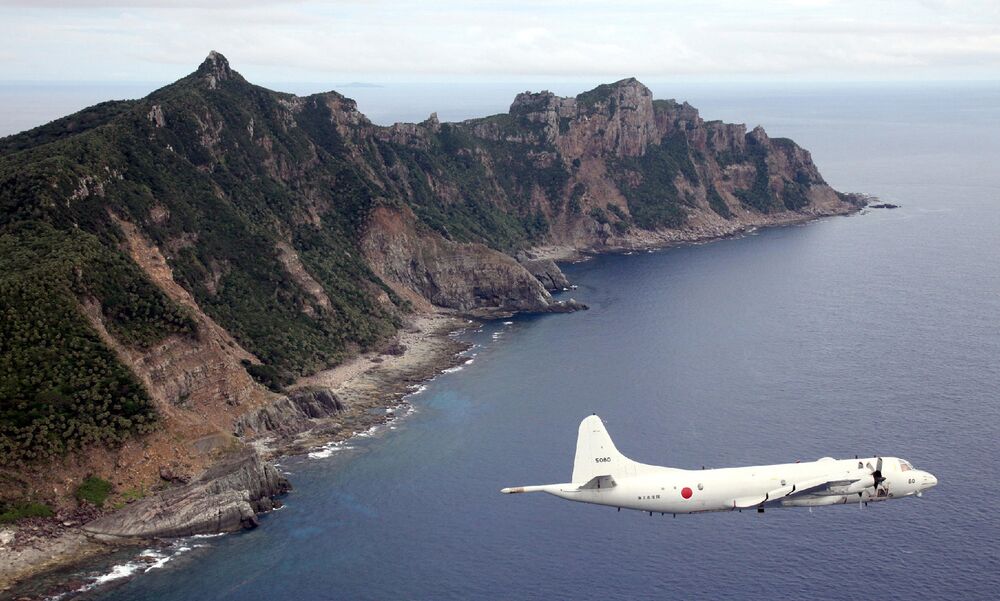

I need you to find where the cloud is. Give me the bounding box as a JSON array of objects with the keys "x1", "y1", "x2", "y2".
[
  {"x1": 0, "y1": 0, "x2": 996, "y2": 81},
  {"x1": 0, "y1": 0, "x2": 313, "y2": 7}
]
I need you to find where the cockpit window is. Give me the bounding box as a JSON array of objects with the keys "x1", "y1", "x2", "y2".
[{"x1": 899, "y1": 459, "x2": 913, "y2": 472}]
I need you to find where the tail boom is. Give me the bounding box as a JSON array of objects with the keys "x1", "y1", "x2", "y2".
[{"x1": 500, "y1": 484, "x2": 573, "y2": 494}]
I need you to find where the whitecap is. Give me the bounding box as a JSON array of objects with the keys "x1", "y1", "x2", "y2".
[
  {"x1": 92, "y1": 562, "x2": 141, "y2": 585},
  {"x1": 308, "y1": 442, "x2": 357, "y2": 459},
  {"x1": 144, "y1": 554, "x2": 173, "y2": 571}
]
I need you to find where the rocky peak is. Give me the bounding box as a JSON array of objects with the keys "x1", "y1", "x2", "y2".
[
  {"x1": 498, "y1": 91, "x2": 573, "y2": 146},
  {"x1": 510, "y1": 90, "x2": 564, "y2": 115},
  {"x1": 611, "y1": 77, "x2": 649, "y2": 97},
  {"x1": 575, "y1": 78, "x2": 651, "y2": 109},
  {"x1": 562, "y1": 78, "x2": 657, "y2": 157},
  {"x1": 422, "y1": 112, "x2": 441, "y2": 133},
  {"x1": 748, "y1": 125, "x2": 770, "y2": 146},
  {"x1": 197, "y1": 51, "x2": 242, "y2": 89}
]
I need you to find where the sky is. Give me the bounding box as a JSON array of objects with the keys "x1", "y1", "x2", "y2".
[{"x1": 0, "y1": 0, "x2": 998, "y2": 83}]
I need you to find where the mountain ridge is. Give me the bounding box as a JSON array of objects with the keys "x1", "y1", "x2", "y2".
[{"x1": 0, "y1": 52, "x2": 862, "y2": 521}]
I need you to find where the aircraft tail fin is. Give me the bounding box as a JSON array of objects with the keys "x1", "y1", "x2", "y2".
[{"x1": 572, "y1": 415, "x2": 637, "y2": 483}]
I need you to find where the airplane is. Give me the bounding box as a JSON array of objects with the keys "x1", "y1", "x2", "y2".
[{"x1": 501, "y1": 415, "x2": 937, "y2": 515}]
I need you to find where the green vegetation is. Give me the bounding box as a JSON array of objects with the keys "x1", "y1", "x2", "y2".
[
  {"x1": 376, "y1": 120, "x2": 564, "y2": 252},
  {"x1": 117, "y1": 486, "x2": 145, "y2": 506},
  {"x1": 0, "y1": 100, "x2": 137, "y2": 155},
  {"x1": 707, "y1": 186, "x2": 733, "y2": 219},
  {"x1": 568, "y1": 183, "x2": 586, "y2": 215},
  {"x1": 0, "y1": 55, "x2": 826, "y2": 474},
  {"x1": 0, "y1": 501, "x2": 54, "y2": 523},
  {"x1": 0, "y1": 224, "x2": 168, "y2": 466},
  {"x1": 0, "y1": 61, "x2": 404, "y2": 465},
  {"x1": 75, "y1": 476, "x2": 113, "y2": 507},
  {"x1": 610, "y1": 133, "x2": 698, "y2": 229},
  {"x1": 606, "y1": 203, "x2": 629, "y2": 222},
  {"x1": 576, "y1": 82, "x2": 618, "y2": 109},
  {"x1": 242, "y1": 360, "x2": 295, "y2": 393},
  {"x1": 715, "y1": 149, "x2": 746, "y2": 168},
  {"x1": 781, "y1": 181, "x2": 811, "y2": 211},
  {"x1": 733, "y1": 145, "x2": 780, "y2": 213},
  {"x1": 588, "y1": 207, "x2": 609, "y2": 224}
]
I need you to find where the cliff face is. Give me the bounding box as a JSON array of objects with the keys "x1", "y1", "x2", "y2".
[
  {"x1": 82, "y1": 450, "x2": 289, "y2": 538},
  {"x1": 0, "y1": 53, "x2": 860, "y2": 514},
  {"x1": 452, "y1": 79, "x2": 850, "y2": 252},
  {"x1": 361, "y1": 206, "x2": 559, "y2": 314}
]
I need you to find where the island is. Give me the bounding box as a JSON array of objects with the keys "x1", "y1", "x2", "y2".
[{"x1": 0, "y1": 51, "x2": 864, "y2": 591}]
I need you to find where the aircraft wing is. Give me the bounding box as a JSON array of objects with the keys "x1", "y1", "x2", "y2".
[
  {"x1": 783, "y1": 477, "x2": 857, "y2": 497},
  {"x1": 733, "y1": 475, "x2": 866, "y2": 509}
]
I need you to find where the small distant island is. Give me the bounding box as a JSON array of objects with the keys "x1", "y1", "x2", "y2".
[{"x1": 0, "y1": 51, "x2": 865, "y2": 590}]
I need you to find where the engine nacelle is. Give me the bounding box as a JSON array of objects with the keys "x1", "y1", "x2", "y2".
[{"x1": 780, "y1": 495, "x2": 850, "y2": 507}]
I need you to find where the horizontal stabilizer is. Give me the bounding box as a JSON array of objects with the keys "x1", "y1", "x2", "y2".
[{"x1": 577, "y1": 475, "x2": 616, "y2": 490}]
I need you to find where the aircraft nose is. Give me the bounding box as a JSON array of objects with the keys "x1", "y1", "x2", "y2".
[{"x1": 922, "y1": 472, "x2": 938, "y2": 489}]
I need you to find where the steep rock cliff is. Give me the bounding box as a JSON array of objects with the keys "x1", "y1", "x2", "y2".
[
  {"x1": 82, "y1": 450, "x2": 289, "y2": 538},
  {"x1": 361, "y1": 206, "x2": 561, "y2": 314}
]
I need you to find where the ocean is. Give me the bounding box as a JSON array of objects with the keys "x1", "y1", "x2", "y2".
[{"x1": 3, "y1": 80, "x2": 999, "y2": 600}]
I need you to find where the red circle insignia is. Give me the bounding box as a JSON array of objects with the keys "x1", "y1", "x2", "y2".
[{"x1": 681, "y1": 487, "x2": 693, "y2": 499}]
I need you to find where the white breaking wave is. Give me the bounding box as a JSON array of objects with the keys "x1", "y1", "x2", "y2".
[
  {"x1": 308, "y1": 443, "x2": 357, "y2": 459},
  {"x1": 308, "y1": 401, "x2": 414, "y2": 460},
  {"x1": 52, "y1": 541, "x2": 207, "y2": 600},
  {"x1": 90, "y1": 562, "x2": 141, "y2": 586}
]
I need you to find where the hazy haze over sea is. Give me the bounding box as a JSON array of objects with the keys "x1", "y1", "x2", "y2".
[{"x1": 3, "y1": 80, "x2": 999, "y2": 600}]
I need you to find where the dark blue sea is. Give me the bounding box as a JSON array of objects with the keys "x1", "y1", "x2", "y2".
[{"x1": 5, "y1": 81, "x2": 1000, "y2": 600}]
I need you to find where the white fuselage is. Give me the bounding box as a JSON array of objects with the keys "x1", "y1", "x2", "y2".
[
  {"x1": 541, "y1": 456, "x2": 937, "y2": 514},
  {"x1": 502, "y1": 416, "x2": 938, "y2": 515}
]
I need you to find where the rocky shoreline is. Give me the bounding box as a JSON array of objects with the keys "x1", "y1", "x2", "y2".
[
  {"x1": 0, "y1": 313, "x2": 471, "y2": 598},
  {"x1": 0, "y1": 203, "x2": 863, "y2": 598},
  {"x1": 530, "y1": 200, "x2": 864, "y2": 262}
]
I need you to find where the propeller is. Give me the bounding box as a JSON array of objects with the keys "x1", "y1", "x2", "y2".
[
  {"x1": 871, "y1": 456, "x2": 886, "y2": 489},
  {"x1": 859, "y1": 457, "x2": 885, "y2": 509}
]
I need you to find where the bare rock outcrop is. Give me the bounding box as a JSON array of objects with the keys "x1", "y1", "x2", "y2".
[
  {"x1": 515, "y1": 251, "x2": 571, "y2": 291},
  {"x1": 234, "y1": 388, "x2": 344, "y2": 439},
  {"x1": 197, "y1": 50, "x2": 242, "y2": 90},
  {"x1": 83, "y1": 450, "x2": 289, "y2": 539},
  {"x1": 362, "y1": 206, "x2": 582, "y2": 315}
]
